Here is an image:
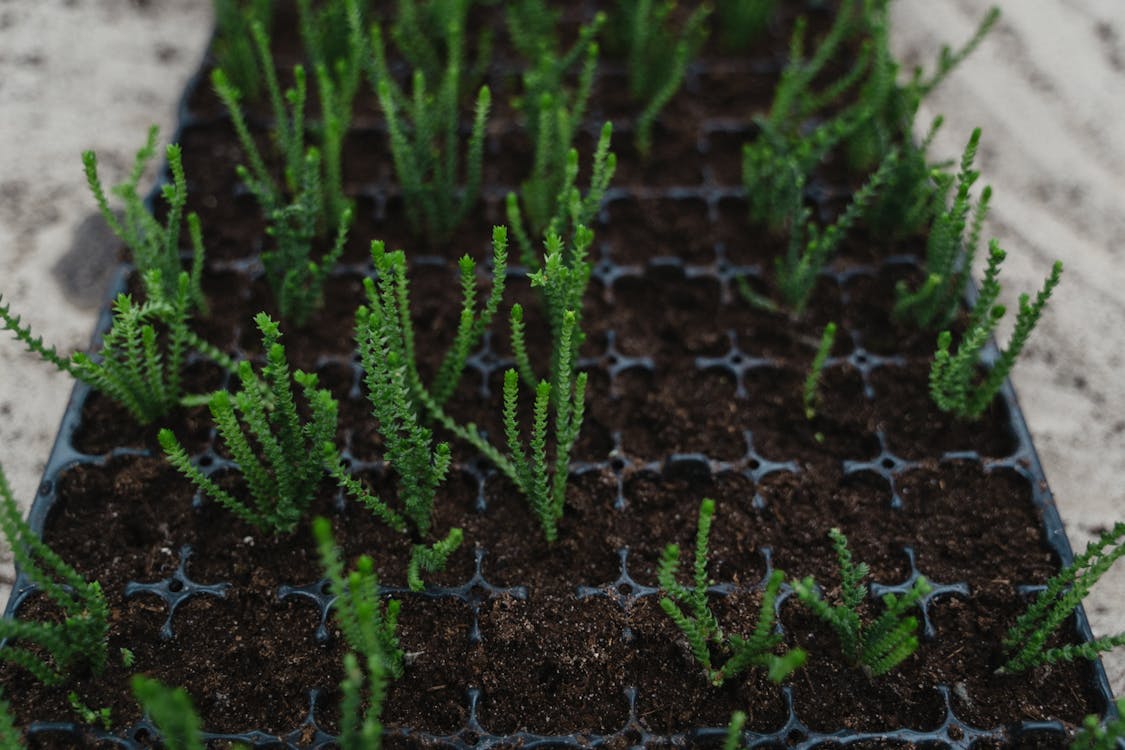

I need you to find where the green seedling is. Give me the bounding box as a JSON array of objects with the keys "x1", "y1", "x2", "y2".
[
  {"x1": 355, "y1": 233, "x2": 587, "y2": 543},
  {"x1": 84, "y1": 125, "x2": 207, "y2": 315},
  {"x1": 847, "y1": 2, "x2": 999, "y2": 173},
  {"x1": 723, "y1": 710, "x2": 747, "y2": 750},
  {"x1": 506, "y1": 9, "x2": 607, "y2": 240},
  {"x1": 501, "y1": 233, "x2": 592, "y2": 542},
  {"x1": 774, "y1": 147, "x2": 899, "y2": 316},
  {"x1": 759, "y1": 1, "x2": 997, "y2": 236},
  {"x1": 894, "y1": 128, "x2": 992, "y2": 330},
  {"x1": 507, "y1": 3, "x2": 604, "y2": 100},
  {"x1": 428, "y1": 230, "x2": 510, "y2": 407},
  {"x1": 841, "y1": 3, "x2": 999, "y2": 231},
  {"x1": 929, "y1": 245, "x2": 1062, "y2": 420},
  {"x1": 330, "y1": 241, "x2": 486, "y2": 568},
  {"x1": 299, "y1": 0, "x2": 365, "y2": 229},
  {"x1": 408, "y1": 528, "x2": 464, "y2": 593},
  {"x1": 606, "y1": 0, "x2": 710, "y2": 156},
  {"x1": 507, "y1": 123, "x2": 616, "y2": 272},
  {"x1": 1001, "y1": 522, "x2": 1125, "y2": 674},
  {"x1": 500, "y1": 323, "x2": 587, "y2": 544},
  {"x1": 767, "y1": 4, "x2": 868, "y2": 136},
  {"x1": 67, "y1": 692, "x2": 111, "y2": 731},
  {"x1": 381, "y1": 0, "x2": 490, "y2": 97},
  {"x1": 211, "y1": 0, "x2": 274, "y2": 103},
  {"x1": 339, "y1": 650, "x2": 388, "y2": 750},
  {"x1": 742, "y1": 116, "x2": 859, "y2": 238},
  {"x1": 313, "y1": 518, "x2": 403, "y2": 677},
  {"x1": 361, "y1": 1, "x2": 490, "y2": 245},
  {"x1": 659, "y1": 499, "x2": 807, "y2": 686},
  {"x1": 160, "y1": 313, "x2": 338, "y2": 534},
  {"x1": 1, "y1": 268, "x2": 236, "y2": 425},
  {"x1": 792, "y1": 528, "x2": 931, "y2": 677},
  {"x1": 804, "y1": 321, "x2": 837, "y2": 423},
  {"x1": 0, "y1": 461, "x2": 108, "y2": 686},
  {"x1": 212, "y1": 19, "x2": 353, "y2": 325},
  {"x1": 510, "y1": 229, "x2": 594, "y2": 392},
  {"x1": 714, "y1": 0, "x2": 774, "y2": 51},
  {"x1": 345, "y1": 260, "x2": 476, "y2": 544},
  {"x1": 0, "y1": 690, "x2": 19, "y2": 749},
  {"x1": 1072, "y1": 697, "x2": 1125, "y2": 750},
  {"x1": 315, "y1": 517, "x2": 398, "y2": 749},
  {"x1": 132, "y1": 676, "x2": 205, "y2": 750},
  {"x1": 298, "y1": 0, "x2": 369, "y2": 75}
]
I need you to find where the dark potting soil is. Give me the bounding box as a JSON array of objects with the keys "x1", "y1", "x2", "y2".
[{"x1": 1, "y1": 3, "x2": 1107, "y2": 748}]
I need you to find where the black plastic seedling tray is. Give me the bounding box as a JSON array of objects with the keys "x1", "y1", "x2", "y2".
[{"x1": 4, "y1": 4, "x2": 1120, "y2": 748}]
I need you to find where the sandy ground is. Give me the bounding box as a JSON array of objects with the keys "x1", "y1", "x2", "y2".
[{"x1": 0, "y1": 0, "x2": 1122, "y2": 698}]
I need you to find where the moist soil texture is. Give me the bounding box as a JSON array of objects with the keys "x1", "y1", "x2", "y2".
[{"x1": 0, "y1": 2, "x2": 1109, "y2": 748}]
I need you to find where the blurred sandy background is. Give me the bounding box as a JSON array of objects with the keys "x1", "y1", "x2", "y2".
[{"x1": 0, "y1": 0, "x2": 1122, "y2": 695}]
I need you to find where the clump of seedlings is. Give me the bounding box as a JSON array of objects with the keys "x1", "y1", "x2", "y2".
[
  {"x1": 772, "y1": 146, "x2": 899, "y2": 316},
  {"x1": 893, "y1": 127, "x2": 993, "y2": 330},
  {"x1": 160, "y1": 312, "x2": 338, "y2": 534},
  {"x1": 0, "y1": 267, "x2": 231, "y2": 425},
  {"x1": 792, "y1": 528, "x2": 931, "y2": 677},
  {"x1": 346, "y1": 310, "x2": 452, "y2": 536},
  {"x1": 501, "y1": 310, "x2": 587, "y2": 543},
  {"x1": 1000, "y1": 522, "x2": 1125, "y2": 674},
  {"x1": 658, "y1": 499, "x2": 806, "y2": 685},
  {"x1": 742, "y1": 27, "x2": 910, "y2": 318},
  {"x1": 362, "y1": 0, "x2": 490, "y2": 245},
  {"x1": 83, "y1": 125, "x2": 208, "y2": 314},
  {"x1": 211, "y1": 18, "x2": 354, "y2": 326},
  {"x1": 0, "y1": 128, "x2": 235, "y2": 424},
  {"x1": 838, "y1": 2, "x2": 999, "y2": 174},
  {"x1": 354, "y1": 229, "x2": 588, "y2": 543},
  {"x1": 503, "y1": 231, "x2": 593, "y2": 542},
  {"x1": 605, "y1": 0, "x2": 710, "y2": 155},
  {"x1": 506, "y1": 6, "x2": 604, "y2": 236},
  {"x1": 346, "y1": 248, "x2": 469, "y2": 586},
  {"x1": 745, "y1": 1, "x2": 999, "y2": 242},
  {"x1": 0, "y1": 462, "x2": 108, "y2": 687},
  {"x1": 845, "y1": 1, "x2": 998, "y2": 237},
  {"x1": 929, "y1": 244, "x2": 1062, "y2": 421},
  {"x1": 314, "y1": 517, "x2": 400, "y2": 745}
]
